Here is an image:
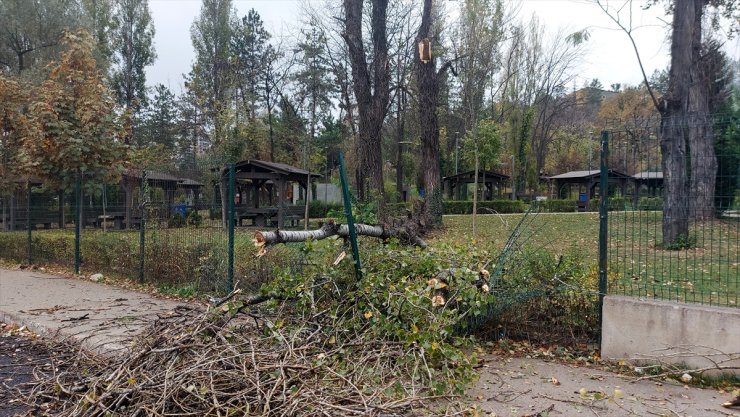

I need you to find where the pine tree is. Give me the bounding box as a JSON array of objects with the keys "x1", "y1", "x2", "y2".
[
  {"x1": 110, "y1": 0, "x2": 156, "y2": 128},
  {"x1": 190, "y1": 0, "x2": 234, "y2": 149}
]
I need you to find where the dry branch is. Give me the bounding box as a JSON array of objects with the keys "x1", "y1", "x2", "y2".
[
  {"x1": 20, "y1": 307, "x2": 457, "y2": 416},
  {"x1": 254, "y1": 219, "x2": 427, "y2": 248}
]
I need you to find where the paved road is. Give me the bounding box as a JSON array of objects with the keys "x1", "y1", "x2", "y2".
[{"x1": 0, "y1": 268, "x2": 189, "y2": 355}]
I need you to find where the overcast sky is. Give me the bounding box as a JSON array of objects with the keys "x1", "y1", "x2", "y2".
[{"x1": 146, "y1": 0, "x2": 739, "y2": 94}]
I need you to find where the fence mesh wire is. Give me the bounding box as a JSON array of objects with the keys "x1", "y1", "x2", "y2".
[
  {"x1": 0, "y1": 168, "x2": 234, "y2": 293},
  {"x1": 605, "y1": 116, "x2": 738, "y2": 307}
]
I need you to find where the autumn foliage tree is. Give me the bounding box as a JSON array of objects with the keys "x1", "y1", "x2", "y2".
[
  {"x1": 0, "y1": 75, "x2": 30, "y2": 195},
  {"x1": 25, "y1": 30, "x2": 126, "y2": 190}
]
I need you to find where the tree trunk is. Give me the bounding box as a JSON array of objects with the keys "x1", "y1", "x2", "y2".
[
  {"x1": 660, "y1": 115, "x2": 690, "y2": 243},
  {"x1": 659, "y1": 0, "x2": 694, "y2": 244},
  {"x1": 254, "y1": 220, "x2": 426, "y2": 248},
  {"x1": 416, "y1": 0, "x2": 443, "y2": 227},
  {"x1": 342, "y1": 0, "x2": 390, "y2": 210},
  {"x1": 688, "y1": 0, "x2": 716, "y2": 221}
]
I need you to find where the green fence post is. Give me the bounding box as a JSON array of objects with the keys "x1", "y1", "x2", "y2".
[
  {"x1": 337, "y1": 153, "x2": 362, "y2": 279},
  {"x1": 26, "y1": 180, "x2": 31, "y2": 265},
  {"x1": 227, "y1": 163, "x2": 235, "y2": 292},
  {"x1": 598, "y1": 130, "x2": 609, "y2": 347},
  {"x1": 139, "y1": 170, "x2": 146, "y2": 283},
  {"x1": 74, "y1": 173, "x2": 81, "y2": 274}
]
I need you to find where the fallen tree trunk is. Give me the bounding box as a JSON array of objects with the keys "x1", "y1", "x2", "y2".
[{"x1": 254, "y1": 220, "x2": 426, "y2": 248}]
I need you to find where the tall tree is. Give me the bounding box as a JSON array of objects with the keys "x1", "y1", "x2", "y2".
[
  {"x1": 457, "y1": 0, "x2": 503, "y2": 131},
  {"x1": 176, "y1": 82, "x2": 206, "y2": 170},
  {"x1": 110, "y1": 0, "x2": 156, "y2": 132},
  {"x1": 0, "y1": 75, "x2": 30, "y2": 195},
  {"x1": 231, "y1": 9, "x2": 269, "y2": 122},
  {"x1": 0, "y1": 0, "x2": 84, "y2": 76},
  {"x1": 415, "y1": 0, "x2": 452, "y2": 226},
  {"x1": 25, "y1": 30, "x2": 125, "y2": 190},
  {"x1": 294, "y1": 25, "x2": 336, "y2": 169},
  {"x1": 342, "y1": 0, "x2": 391, "y2": 203},
  {"x1": 190, "y1": 0, "x2": 234, "y2": 150},
  {"x1": 598, "y1": 0, "x2": 737, "y2": 243},
  {"x1": 81, "y1": 0, "x2": 114, "y2": 71},
  {"x1": 138, "y1": 83, "x2": 179, "y2": 161}
]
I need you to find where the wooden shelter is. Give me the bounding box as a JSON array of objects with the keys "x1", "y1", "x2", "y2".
[
  {"x1": 547, "y1": 169, "x2": 632, "y2": 201},
  {"x1": 219, "y1": 160, "x2": 321, "y2": 228},
  {"x1": 632, "y1": 171, "x2": 663, "y2": 204},
  {"x1": 0, "y1": 176, "x2": 49, "y2": 231},
  {"x1": 121, "y1": 170, "x2": 204, "y2": 229},
  {"x1": 442, "y1": 170, "x2": 510, "y2": 200}
]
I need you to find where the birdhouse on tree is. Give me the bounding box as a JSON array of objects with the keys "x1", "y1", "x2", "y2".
[{"x1": 418, "y1": 38, "x2": 431, "y2": 63}]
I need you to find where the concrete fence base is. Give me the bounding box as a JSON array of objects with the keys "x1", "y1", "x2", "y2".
[{"x1": 601, "y1": 295, "x2": 740, "y2": 375}]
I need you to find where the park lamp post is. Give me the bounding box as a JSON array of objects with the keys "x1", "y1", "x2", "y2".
[
  {"x1": 398, "y1": 140, "x2": 414, "y2": 201},
  {"x1": 588, "y1": 130, "x2": 594, "y2": 172},
  {"x1": 454, "y1": 131, "x2": 460, "y2": 175}
]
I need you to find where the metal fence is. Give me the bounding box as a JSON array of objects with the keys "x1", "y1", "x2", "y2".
[
  {"x1": 0, "y1": 167, "x2": 247, "y2": 294},
  {"x1": 0, "y1": 159, "x2": 355, "y2": 296},
  {"x1": 601, "y1": 116, "x2": 739, "y2": 307}
]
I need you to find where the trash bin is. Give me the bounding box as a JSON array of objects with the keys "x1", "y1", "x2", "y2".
[
  {"x1": 174, "y1": 203, "x2": 187, "y2": 218},
  {"x1": 577, "y1": 193, "x2": 589, "y2": 212}
]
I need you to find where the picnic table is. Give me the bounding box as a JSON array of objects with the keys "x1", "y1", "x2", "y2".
[{"x1": 95, "y1": 213, "x2": 140, "y2": 230}]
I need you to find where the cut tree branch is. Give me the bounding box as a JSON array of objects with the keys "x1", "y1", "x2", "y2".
[{"x1": 254, "y1": 220, "x2": 426, "y2": 248}]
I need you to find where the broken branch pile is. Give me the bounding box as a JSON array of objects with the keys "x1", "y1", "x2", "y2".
[{"x1": 21, "y1": 305, "x2": 453, "y2": 416}]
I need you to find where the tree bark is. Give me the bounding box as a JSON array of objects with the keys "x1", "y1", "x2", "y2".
[
  {"x1": 254, "y1": 220, "x2": 426, "y2": 247},
  {"x1": 342, "y1": 0, "x2": 390, "y2": 209},
  {"x1": 416, "y1": 0, "x2": 443, "y2": 227},
  {"x1": 688, "y1": 0, "x2": 716, "y2": 221},
  {"x1": 659, "y1": 0, "x2": 694, "y2": 244}
]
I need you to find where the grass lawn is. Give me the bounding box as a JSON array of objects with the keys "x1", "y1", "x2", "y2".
[
  {"x1": 438, "y1": 212, "x2": 601, "y2": 262},
  {"x1": 438, "y1": 211, "x2": 738, "y2": 307}
]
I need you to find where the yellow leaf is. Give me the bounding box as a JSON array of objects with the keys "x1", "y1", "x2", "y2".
[
  {"x1": 328, "y1": 335, "x2": 336, "y2": 344},
  {"x1": 411, "y1": 324, "x2": 419, "y2": 334},
  {"x1": 364, "y1": 311, "x2": 373, "y2": 319},
  {"x1": 431, "y1": 342, "x2": 439, "y2": 350},
  {"x1": 613, "y1": 388, "x2": 624, "y2": 399}
]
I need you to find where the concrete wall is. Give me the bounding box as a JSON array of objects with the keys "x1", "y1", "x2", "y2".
[{"x1": 602, "y1": 296, "x2": 740, "y2": 374}]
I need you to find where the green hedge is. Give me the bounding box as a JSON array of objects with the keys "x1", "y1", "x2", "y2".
[
  {"x1": 539, "y1": 199, "x2": 578, "y2": 212},
  {"x1": 0, "y1": 230, "x2": 289, "y2": 294},
  {"x1": 638, "y1": 197, "x2": 663, "y2": 210},
  {"x1": 589, "y1": 197, "x2": 626, "y2": 211},
  {"x1": 443, "y1": 200, "x2": 526, "y2": 214}
]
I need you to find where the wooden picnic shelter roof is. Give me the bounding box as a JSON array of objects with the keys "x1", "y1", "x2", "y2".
[
  {"x1": 443, "y1": 169, "x2": 509, "y2": 183},
  {"x1": 222, "y1": 160, "x2": 321, "y2": 185}
]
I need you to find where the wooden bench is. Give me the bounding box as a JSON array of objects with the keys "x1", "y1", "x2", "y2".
[{"x1": 1, "y1": 214, "x2": 55, "y2": 230}]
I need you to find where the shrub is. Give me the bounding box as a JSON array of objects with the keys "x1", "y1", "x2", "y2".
[
  {"x1": 186, "y1": 209, "x2": 203, "y2": 227},
  {"x1": 639, "y1": 197, "x2": 663, "y2": 210},
  {"x1": 443, "y1": 200, "x2": 526, "y2": 214},
  {"x1": 306, "y1": 200, "x2": 343, "y2": 218},
  {"x1": 591, "y1": 197, "x2": 626, "y2": 211},
  {"x1": 208, "y1": 207, "x2": 221, "y2": 220},
  {"x1": 539, "y1": 199, "x2": 577, "y2": 212},
  {"x1": 167, "y1": 213, "x2": 185, "y2": 228}
]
